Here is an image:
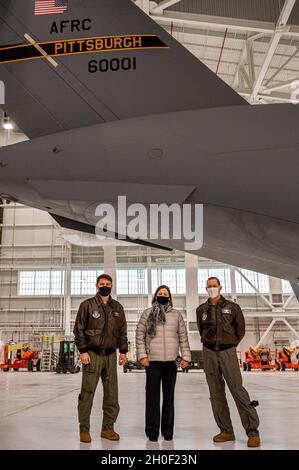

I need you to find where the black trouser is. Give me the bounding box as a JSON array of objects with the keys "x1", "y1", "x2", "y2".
[{"x1": 145, "y1": 361, "x2": 177, "y2": 439}]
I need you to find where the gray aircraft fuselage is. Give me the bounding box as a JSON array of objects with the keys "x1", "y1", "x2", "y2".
[{"x1": 1, "y1": 102, "x2": 299, "y2": 281}]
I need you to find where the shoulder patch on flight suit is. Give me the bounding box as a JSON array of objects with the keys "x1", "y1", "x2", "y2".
[{"x1": 92, "y1": 310, "x2": 101, "y2": 319}]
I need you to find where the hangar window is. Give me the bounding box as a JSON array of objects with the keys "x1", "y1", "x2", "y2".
[
  {"x1": 236, "y1": 269, "x2": 269, "y2": 294},
  {"x1": 282, "y1": 279, "x2": 292, "y2": 294},
  {"x1": 198, "y1": 267, "x2": 231, "y2": 294},
  {"x1": 71, "y1": 269, "x2": 104, "y2": 295},
  {"x1": 152, "y1": 268, "x2": 186, "y2": 294},
  {"x1": 18, "y1": 270, "x2": 64, "y2": 296},
  {"x1": 116, "y1": 268, "x2": 147, "y2": 295}
]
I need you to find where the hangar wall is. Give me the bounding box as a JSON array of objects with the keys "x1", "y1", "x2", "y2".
[{"x1": 0, "y1": 202, "x2": 298, "y2": 357}]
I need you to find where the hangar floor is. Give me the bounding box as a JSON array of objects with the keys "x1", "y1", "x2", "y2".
[{"x1": 0, "y1": 370, "x2": 298, "y2": 450}]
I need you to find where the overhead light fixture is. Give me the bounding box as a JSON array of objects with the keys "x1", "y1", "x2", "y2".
[{"x1": 3, "y1": 113, "x2": 13, "y2": 130}]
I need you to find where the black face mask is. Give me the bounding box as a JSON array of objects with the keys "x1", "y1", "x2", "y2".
[
  {"x1": 156, "y1": 296, "x2": 169, "y2": 306},
  {"x1": 98, "y1": 286, "x2": 111, "y2": 297}
]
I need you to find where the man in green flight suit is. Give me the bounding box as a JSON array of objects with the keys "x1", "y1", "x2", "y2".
[
  {"x1": 197, "y1": 276, "x2": 260, "y2": 448},
  {"x1": 74, "y1": 273, "x2": 128, "y2": 443}
]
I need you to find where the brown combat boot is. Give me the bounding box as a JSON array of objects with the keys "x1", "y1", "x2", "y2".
[
  {"x1": 101, "y1": 428, "x2": 120, "y2": 441},
  {"x1": 80, "y1": 431, "x2": 91, "y2": 443},
  {"x1": 213, "y1": 431, "x2": 235, "y2": 443},
  {"x1": 247, "y1": 435, "x2": 261, "y2": 447}
]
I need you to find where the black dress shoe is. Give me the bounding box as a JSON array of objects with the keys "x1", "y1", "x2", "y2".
[
  {"x1": 163, "y1": 436, "x2": 173, "y2": 441},
  {"x1": 148, "y1": 436, "x2": 158, "y2": 442}
]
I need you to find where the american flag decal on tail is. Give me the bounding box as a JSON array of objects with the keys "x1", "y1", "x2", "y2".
[{"x1": 34, "y1": 0, "x2": 68, "y2": 16}]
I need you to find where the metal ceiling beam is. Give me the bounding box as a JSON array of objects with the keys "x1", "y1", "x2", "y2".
[
  {"x1": 254, "y1": 316, "x2": 299, "y2": 348},
  {"x1": 263, "y1": 47, "x2": 299, "y2": 86},
  {"x1": 263, "y1": 78, "x2": 299, "y2": 93},
  {"x1": 259, "y1": 91, "x2": 299, "y2": 102},
  {"x1": 283, "y1": 292, "x2": 295, "y2": 309},
  {"x1": 151, "y1": 10, "x2": 299, "y2": 37},
  {"x1": 235, "y1": 268, "x2": 274, "y2": 309},
  {"x1": 239, "y1": 88, "x2": 299, "y2": 102},
  {"x1": 134, "y1": 0, "x2": 150, "y2": 14},
  {"x1": 104, "y1": 3, "x2": 299, "y2": 104},
  {"x1": 244, "y1": 312, "x2": 299, "y2": 318},
  {"x1": 239, "y1": 66, "x2": 251, "y2": 88},
  {"x1": 246, "y1": 40, "x2": 256, "y2": 86},
  {"x1": 151, "y1": 0, "x2": 182, "y2": 13},
  {"x1": 283, "y1": 318, "x2": 299, "y2": 338},
  {"x1": 250, "y1": 0, "x2": 296, "y2": 101},
  {"x1": 233, "y1": 34, "x2": 267, "y2": 88},
  {"x1": 164, "y1": 23, "x2": 299, "y2": 49},
  {"x1": 256, "y1": 318, "x2": 276, "y2": 347}
]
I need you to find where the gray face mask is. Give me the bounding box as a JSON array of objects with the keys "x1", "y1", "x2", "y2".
[{"x1": 206, "y1": 287, "x2": 220, "y2": 299}]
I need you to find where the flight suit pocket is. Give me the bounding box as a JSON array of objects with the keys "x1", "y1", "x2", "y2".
[
  {"x1": 202, "y1": 324, "x2": 215, "y2": 343},
  {"x1": 112, "y1": 311, "x2": 121, "y2": 327},
  {"x1": 85, "y1": 328, "x2": 103, "y2": 348},
  {"x1": 222, "y1": 315, "x2": 234, "y2": 333},
  {"x1": 82, "y1": 357, "x2": 97, "y2": 393},
  {"x1": 111, "y1": 312, "x2": 121, "y2": 346}
]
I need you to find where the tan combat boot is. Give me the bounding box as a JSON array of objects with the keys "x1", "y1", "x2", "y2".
[
  {"x1": 213, "y1": 431, "x2": 235, "y2": 443},
  {"x1": 80, "y1": 431, "x2": 91, "y2": 443},
  {"x1": 101, "y1": 429, "x2": 120, "y2": 441},
  {"x1": 247, "y1": 435, "x2": 261, "y2": 447}
]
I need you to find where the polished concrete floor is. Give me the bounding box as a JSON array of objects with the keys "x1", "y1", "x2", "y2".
[{"x1": 0, "y1": 369, "x2": 298, "y2": 450}]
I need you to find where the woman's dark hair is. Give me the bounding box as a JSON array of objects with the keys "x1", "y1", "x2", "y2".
[{"x1": 152, "y1": 285, "x2": 173, "y2": 306}]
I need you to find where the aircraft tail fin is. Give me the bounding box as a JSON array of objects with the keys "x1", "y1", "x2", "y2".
[{"x1": 0, "y1": 0, "x2": 246, "y2": 138}]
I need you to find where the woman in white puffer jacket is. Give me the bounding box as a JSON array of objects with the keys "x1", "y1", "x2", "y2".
[{"x1": 136, "y1": 284, "x2": 191, "y2": 442}]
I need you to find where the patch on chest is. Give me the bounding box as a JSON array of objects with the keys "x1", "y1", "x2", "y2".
[
  {"x1": 221, "y1": 307, "x2": 232, "y2": 315},
  {"x1": 202, "y1": 313, "x2": 208, "y2": 321},
  {"x1": 92, "y1": 310, "x2": 101, "y2": 319}
]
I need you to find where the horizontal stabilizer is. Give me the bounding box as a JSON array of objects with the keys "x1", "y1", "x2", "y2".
[{"x1": 50, "y1": 213, "x2": 173, "y2": 252}]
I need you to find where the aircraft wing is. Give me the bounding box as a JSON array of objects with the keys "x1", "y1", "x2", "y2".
[
  {"x1": 0, "y1": 0, "x2": 246, "y2": 138},
  {"x1": 51, "y1": 213, "x2": 173, "y2": 252}
]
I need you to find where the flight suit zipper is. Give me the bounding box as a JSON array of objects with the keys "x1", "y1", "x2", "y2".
[
  {"x1": 215, "y1": 304, "x2": 219, "y2": 352},
  {"x1": 100, "y1": 305, "x2": 107, "y2": 349}
]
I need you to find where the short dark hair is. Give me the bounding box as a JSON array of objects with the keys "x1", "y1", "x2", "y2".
[
  {"x1": 207, "y1": 276, "x2": 221, "y2": 286},
  {"x1": 97, "y1": 273, "x2": 113, "y2": 284},
  {"x1": 152, "y1": 285, "x2": 173, "y2": 306}
]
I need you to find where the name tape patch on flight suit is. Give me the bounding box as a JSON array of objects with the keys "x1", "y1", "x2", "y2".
[{"x1": 221, "y1": 308, "x2": 232, "y2": 314}]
